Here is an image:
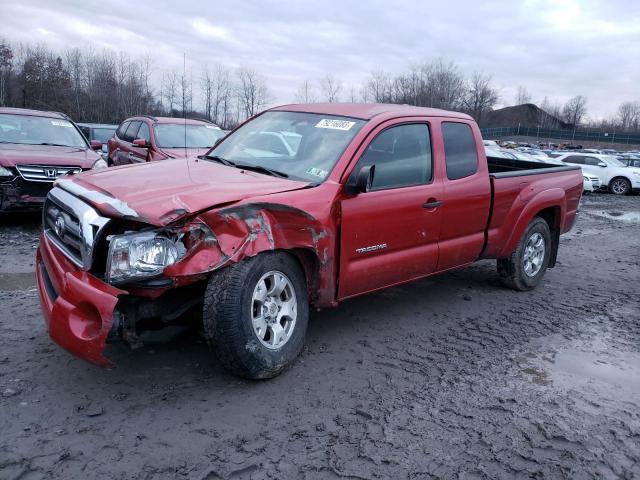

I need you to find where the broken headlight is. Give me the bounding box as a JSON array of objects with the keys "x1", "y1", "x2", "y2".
[{"x1": 106, "y1": 230, "x2": 187, "y2": 284}]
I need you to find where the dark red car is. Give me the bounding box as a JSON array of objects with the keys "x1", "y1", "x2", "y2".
[
  {"x1": 37, "y1": 103, "x2": 583, "y2": 379},
  {"x1": 107, "y1": 116, "x2": 224, "y2": 165},
  {"x1": 0, "y1": 107, "x2": 104, "y2": 213}
]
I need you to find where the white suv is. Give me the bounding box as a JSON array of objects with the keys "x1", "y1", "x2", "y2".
[{"x1": 554, "y1": 153, "x2": 640, "y2": 195}]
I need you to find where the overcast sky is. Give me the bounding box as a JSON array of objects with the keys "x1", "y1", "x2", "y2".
[{"x1": 2, "y1": 0, "x2": 639, "y2": 119}]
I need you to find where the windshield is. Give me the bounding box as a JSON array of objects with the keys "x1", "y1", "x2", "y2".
[
  {"x1": 208, "y1": 111, "x2": 365, "y2": 182},
  {"x1": 0, "y1": 113, "x2": 88, "y2": 148},
  {"x1": 92, "y1": 127, "x2": 116, "y2": 143},
  {"x1": 154, "y1": 124, "x2": 224, "y2": 148}
]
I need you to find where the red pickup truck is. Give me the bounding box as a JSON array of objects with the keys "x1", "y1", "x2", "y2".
[{"x1": 36, "y1": 104, "x2": 582, "y2": 379}]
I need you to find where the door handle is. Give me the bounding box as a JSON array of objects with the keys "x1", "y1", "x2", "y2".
[{"x1": 423, "y1": 200, "x2": 443, "y2": 209}]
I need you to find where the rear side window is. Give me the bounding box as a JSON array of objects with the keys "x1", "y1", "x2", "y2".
[
  {"x1": 116, "y1": 121, "x2": 130, "y2": 139},
  {"x1": 354, "y1": 123, "x2": 432, "y2": 190},
  {"x1": 124, "y1": 121, "x2": 141, "y2": 142},
  {"x1": 442, "y1": 122, "x2": 478, "y2": 180},
  {"x1": 584, "y1": 156, "x2": 602, "y2": 166},
  {"x1": 564, "y1": 156, "x2": 585, "y2": 165}
]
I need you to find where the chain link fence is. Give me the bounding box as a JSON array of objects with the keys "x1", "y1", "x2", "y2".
[{"x1": 481, "y1": 126, "x2": 640, "y2": 146}]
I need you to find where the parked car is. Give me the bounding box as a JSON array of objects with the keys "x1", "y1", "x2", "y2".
[
  {"x1": 77, "y1": 123, "x2": 117, "y2": 161},
  {"x1": 37, "y1": 103, "x2": 582, "y2": 378},
  {"x1": 554, "y1": 152, "x2": 640, "y2": 195},
  {"x1": 616, "y1": 154, "x2": 640, "y2": 169},
  {"x1": 0, "y1": 107, "x2": 105, "y2": 213},
  {"x1": 107, "y1": 116, "x2": 224, "y2": 165}
]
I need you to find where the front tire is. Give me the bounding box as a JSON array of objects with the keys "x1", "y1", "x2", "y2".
[
  {"x1": 497, "y1": 217, "x2": 551, "y2": 291},
  {"x1": 609, "y1": 177, "x2": 630, "y2": 195},
  {"x1": 203, "y1": 252, "x2": 309, "y2": 379}
]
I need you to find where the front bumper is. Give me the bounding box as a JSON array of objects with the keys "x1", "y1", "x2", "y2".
[
  {"x1": 36, "y1": 233, "x2": 126, "y2": 367},
  {"x1": 1, "y1": 177, "x2": 51, "y2": 212}
]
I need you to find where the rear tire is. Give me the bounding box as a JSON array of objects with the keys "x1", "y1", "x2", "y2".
[
  {"x1": 497, "y1": 217, "x2": 551, "y2": 291},
  {"x1": 203, "y1": 252, "x2": 309, "y2": 379},
  {"x1": 609, "y1": 177, "x2": 630, "y2": 195}
]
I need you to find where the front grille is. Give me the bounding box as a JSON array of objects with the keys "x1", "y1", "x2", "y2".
[
  {"x1": 16, "y1": 164, "x2": 82, "y2": 183},
  {"x1": 43, "y1": 187, "x2": 110, "y2": 270},
  {"x1": 44, "y1": 197, "x2": 83, "y2": 264}
]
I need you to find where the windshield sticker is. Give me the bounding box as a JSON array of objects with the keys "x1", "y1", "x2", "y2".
[
  {"x1": 306, "y1": 167, "x2": 328, "y2": 178},
  {"x1": 315, "y1": 119, "x2": 356, "y2": 131},
  {"x1": 205, "y1": 125, "x2": 221, "y2": 129},
  {"x1": 50, "y1": 120, "x2": 73, "y2": 127}
]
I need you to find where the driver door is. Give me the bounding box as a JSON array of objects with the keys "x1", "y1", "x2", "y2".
[{"x1": 338, "y1": 122, "x2": 443, "y2": 299}]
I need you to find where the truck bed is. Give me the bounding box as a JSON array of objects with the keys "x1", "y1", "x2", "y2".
[
  {"x1": 487, "y1": 156, "x2": 579, "y2": 178},
  {"x1": 482, "y1": 156, "x2": 583, "y2": 260}
]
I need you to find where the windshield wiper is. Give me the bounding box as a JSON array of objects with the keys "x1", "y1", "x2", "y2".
[
  {"x1": 234, "y1": 163, "x2": 289, "y2": 178},
  {"x1": 37, "y1": 142, "x2": 76, "y2": 148},
  {"x1": 204, "y1": 154, "x2": 236, "y2": 167},
  {"x1": 203, "y1": 155, "x2": 289, "y2": 178}
]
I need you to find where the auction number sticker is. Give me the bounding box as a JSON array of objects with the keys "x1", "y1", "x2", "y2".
[
  {"x1": 315, "y1": 119, "x2": 356, "y2": 130},
  {"x1": 306, "y1": 167, "x2": 328, "y2": 178},
  {"x1": 50, "y1": 120, "x2": 73, "y2": 127}
]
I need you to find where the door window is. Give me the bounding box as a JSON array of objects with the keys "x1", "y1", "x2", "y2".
[
  {"x1": 116, "y1": 121, "x2": 130, "y2": 139},
  {"x1": 352, "y1": 123, "x2": 432, "y2": 190},
  {"x1": 136, "y1": 122, "x2": 150, "y2": 142},
  {"x1": 442, "y1": 122, "x2": 478, "y2": 180},
  {"x1": 124, "y1": 121, "x2": 141, "y2": 143}
]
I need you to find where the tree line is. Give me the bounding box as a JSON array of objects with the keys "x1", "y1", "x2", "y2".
[{"x1": 1, "y1": 39, "x2": 639, "y2": 133}]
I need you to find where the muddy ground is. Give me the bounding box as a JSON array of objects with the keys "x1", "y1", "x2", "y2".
[{"x1": 1, "y1": 194, "x2": 639, "y2": 479}]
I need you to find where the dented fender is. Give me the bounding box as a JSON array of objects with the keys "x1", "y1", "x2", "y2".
[{"x1": 164, "y1": 203, "x2": 336, "y2": 306}]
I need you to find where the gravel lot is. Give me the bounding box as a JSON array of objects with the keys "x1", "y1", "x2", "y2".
[{"x1": 1, "y1": 194, "x2": 639, "y2": 479}]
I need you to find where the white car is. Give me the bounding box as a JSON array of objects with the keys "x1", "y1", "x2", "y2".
[
  {"x1": 554, "y1": 153, "x2": 640, "y2": 195},
  {"x1": 581, "y1": 173, "x2": 602, "y2": 193},
  {"x1": 483, "y1": 139, "x2": 499, "y2": 147}
]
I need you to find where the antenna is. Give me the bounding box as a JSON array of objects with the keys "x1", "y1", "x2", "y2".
[{"x1": 183, "y1": 53, "x2": 187, "y2": 160}]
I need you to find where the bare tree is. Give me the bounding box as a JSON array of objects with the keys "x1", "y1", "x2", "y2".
[
  {"x1": 421, "y1": 59, "x2": 466, "y2": 110},
  {"x1": 202, "y1": 65, "x2": 233, "y2": 127},
  {"x1": 346, "y1": 84, "x2": 359, "y2": 103},
  {"x1": 562, "y1": 95, "x2": 587, "y2": 126},
  {"x1": 0, "y1": 40, "x2": 14, "y2": 107},
  {"x1": 319, "y1": 74, "x2": 342, "y2": 103},
  {"x1": 236, "y1": 67, "x2": 270, "y2": 120},
  {"x1": 163, "y1": 71, "x2": 178, "y2": 114},
  {"x1": 364, "y1": 70, "x2": 393, "y2": 103},
  {"x1": 463, "y1": 73, "x2": 498, "y2": 125},
  {"x1": 515, "y1": 86, "x2": 531, "y2": 105},
  {"x1": 294, "y1": 80, "x2": 317, "y2": 103},
  {"x1": 617, "y1": 101, "x2": 640, "y2": 131}
]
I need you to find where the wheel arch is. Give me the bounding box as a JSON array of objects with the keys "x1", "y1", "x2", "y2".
[
  {"x1": 499, "y1": 188, "x2": 566, "y2": 264},
  {"x1": 173, "y1": 202, "x2": 336, "y2": 307},
  {"x1": 609, "y1": 176, "x2": 631, "y2": 194}
]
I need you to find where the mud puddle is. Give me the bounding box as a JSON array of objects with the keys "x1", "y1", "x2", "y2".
[
  {"x1": 589, "y1": 210, "x2": 640, "y2": 223},
  {"x1": 521, "y1": 334, "x2": 640, "y2": 403}
]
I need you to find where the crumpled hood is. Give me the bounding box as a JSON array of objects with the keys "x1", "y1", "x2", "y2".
[
  {"x1": 0, "y1": 143, "x2": 99, "y2": 168},
  {"x1": 56, "y1": 158, "x2": 309, "y2": 225}
]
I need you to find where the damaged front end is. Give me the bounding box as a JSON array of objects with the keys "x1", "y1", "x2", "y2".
[
  {"x1": 1, "y1": 169, "x2": 50, "y2": 212},
  {"x1": 38, "y1": 181, "x2": 334, "y2": 367}
]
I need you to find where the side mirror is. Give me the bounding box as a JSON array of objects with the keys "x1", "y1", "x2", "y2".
[
  {"x1": 346, "y1": 165, "x2": 375, "y2": 195},
  {"x1": 132, "y1": 138, "x2": 149, "y2": 148},
  {"x1": 90, "y1": 140, "x2": 102, "y2": 151},
  {"x1": 598, "y1": 162, "x2": 606, "y2": 167}
]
